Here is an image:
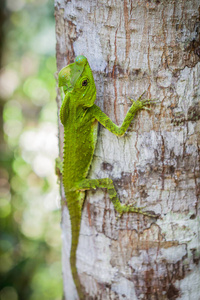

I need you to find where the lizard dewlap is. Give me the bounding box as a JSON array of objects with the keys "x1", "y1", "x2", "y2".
[{"x1": 58, "y1": 56, "x2": 157, "y2": 299}]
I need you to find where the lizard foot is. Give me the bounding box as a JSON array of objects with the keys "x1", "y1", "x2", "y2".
[
  {"x1": 55, "y1": 157, "x2": 63, "y2": 180},
  {"x1": 116, "y1": 203, "x2": 158, "y2": 219},
  {"x1": 128, "y1": 90, "x2": 159, "y2": 107}
]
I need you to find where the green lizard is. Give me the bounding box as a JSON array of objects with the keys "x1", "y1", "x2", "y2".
[{"x1": 58, "y1": 55, "x2": 157, "y2": 299}]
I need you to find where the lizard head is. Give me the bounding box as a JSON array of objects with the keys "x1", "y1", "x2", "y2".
[{"x1": 58, "y1": 55, "x2": 96, "y2": 107}]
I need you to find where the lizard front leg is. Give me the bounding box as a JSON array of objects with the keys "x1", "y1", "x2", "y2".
[
  {"x1": 74, "y1": 178, "x2": 157, "y2": 218},
  {"x1": 92, "y1": 94, "x2": 158, "y2": 137}
]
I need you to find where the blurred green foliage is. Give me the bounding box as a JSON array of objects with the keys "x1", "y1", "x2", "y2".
[{"x1": 0, "y1": 0, "x2": 62, "y2": 299}]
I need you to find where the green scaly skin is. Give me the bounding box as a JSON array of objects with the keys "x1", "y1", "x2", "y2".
[{"x1": 58, "y1": 55, "x2": 157, "y2": 299}]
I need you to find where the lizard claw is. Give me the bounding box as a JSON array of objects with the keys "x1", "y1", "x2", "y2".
[
  {"x1": 137, "y1": 90, "x2": 146, "y2": 101},
  {"x1": 116, "y1": 212, "x2": 123, "y2": 221},
  {"x1": 128, "y1": 97, "x2": 135, "y2": 103},
  {"x1": 128, "y1": 91, "x2": 147, "y2": 104},
  {"x1": 126, "y1": 201, "x2": 137, "y2": 207},
  {"x1": 141, "y1": 99, "x2": 159, "y2": 105}
]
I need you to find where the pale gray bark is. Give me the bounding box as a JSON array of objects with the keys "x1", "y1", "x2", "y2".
[{"x1": 55, "y1": 0, "x2": 200, "y2": 299}]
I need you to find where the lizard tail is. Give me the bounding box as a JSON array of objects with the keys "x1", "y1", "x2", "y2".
[{"x1": 68, "y1": 201, "x2": 85, "y2": 300}]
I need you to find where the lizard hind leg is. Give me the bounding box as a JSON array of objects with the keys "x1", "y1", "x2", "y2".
[{"x1": 76, "y1": 178, "x2": 156, "y2": 218}]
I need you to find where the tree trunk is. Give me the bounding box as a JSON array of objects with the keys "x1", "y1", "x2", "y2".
[{"x1": 55, "y1": 0, "x2": 200, "y2": 299}]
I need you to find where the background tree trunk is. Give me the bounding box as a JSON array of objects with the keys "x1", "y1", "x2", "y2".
[{"x1": 55, "y1": 0, "x2": 200, "y2": 299}]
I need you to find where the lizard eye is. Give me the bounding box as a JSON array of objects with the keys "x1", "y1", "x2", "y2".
[{"x1": 82, "y1": 80, "x2": 88, "y2": 86}]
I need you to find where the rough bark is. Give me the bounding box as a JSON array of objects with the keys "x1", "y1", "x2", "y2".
[{"x1": 55, "y1": 0, "x2": 200, "y2": 299}]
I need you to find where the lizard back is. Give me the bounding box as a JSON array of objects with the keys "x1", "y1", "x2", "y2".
[{"x1": 62, "y1": 102, "x2": 98, "y2": 189}]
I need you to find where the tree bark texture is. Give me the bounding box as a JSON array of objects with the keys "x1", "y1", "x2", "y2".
[{"x1": 55, "y1": 0, "x2": 200, "y2": 299}]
